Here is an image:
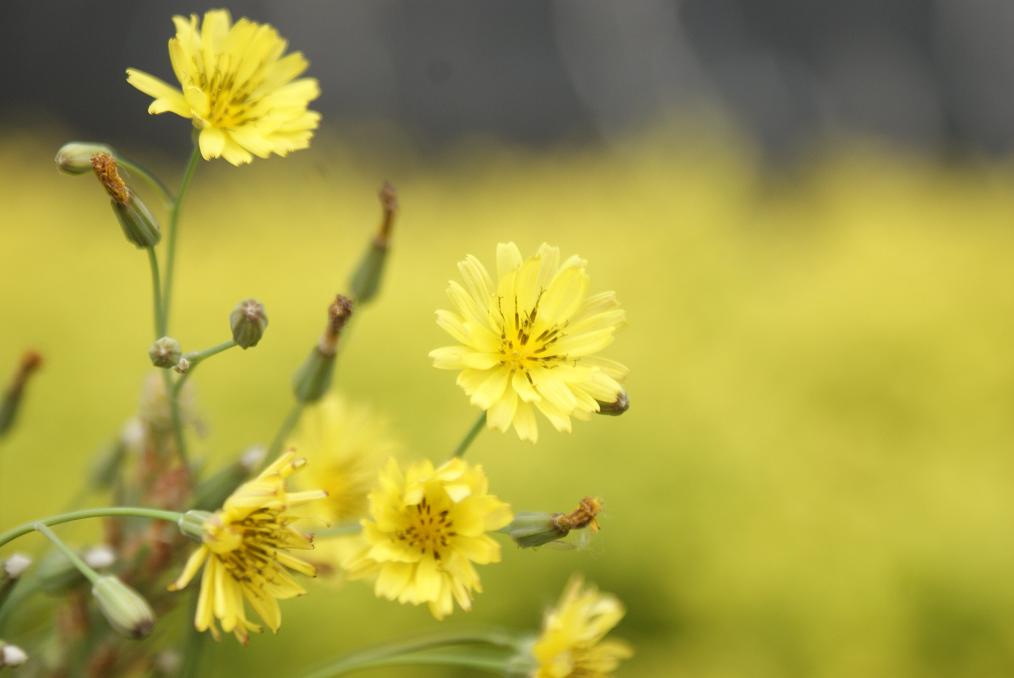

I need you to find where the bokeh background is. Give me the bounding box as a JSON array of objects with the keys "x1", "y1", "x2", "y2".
[{"x1": 4, "y1": 1, "x2": 1014, "y2": 676}]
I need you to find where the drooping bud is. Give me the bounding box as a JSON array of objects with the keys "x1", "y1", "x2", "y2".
[
  {"x1": 55, "y1": 141, "x2": 115, "y2": 175},
  {"x1": 0, "y1": 351, "x2": 42, "y2": 439},
  {"x1": 177, "y1": 510, "x2": 213, "y2": 541},
  {"x1": 91, "y1": 576, "x2": 156, "y2": 639},
  {"x1": 230, "y1": 299, "x2": 268, "y2": 349},
  {"x1": 503, "y1": 497, "x2": 603, "y2": 549},
  {"x1": 0, "y1": 641, "x2": 27, "y2": 668},
  {"x1": 348, "y1": 182, "x2": 398, "y2": 305},
  {"x1": 596, "y1": 391, "x2": 629, "y2": 416},
  {"x1": 148, "y1": 337, "x2": 182, "y2": 368},
  {"x1": 91, "y1": 153, "x2": 160, "y2": 248},
  {"x1": 293, "y1": 295, "x2": 354, "y2": 403}
]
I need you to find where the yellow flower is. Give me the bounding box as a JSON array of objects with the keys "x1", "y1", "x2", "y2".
[
  {"x1": 288, "y1": 394, "x2": 398, "y2": 575},
  {"x1": 126, "y1": 9, "x2": 320, "y2": 166},
  {"x1": 531, "y1": 576, "x2": 632, "y2": 677},
  {"x1": 344, "y1": 458, "x2": 513, "y2": 619},
  {"x1": 430, "y1": 242, "x2": 628, "y2": 442},
  {"x1": 169, "y1": 452, "x2": 326, "y2": 643}
]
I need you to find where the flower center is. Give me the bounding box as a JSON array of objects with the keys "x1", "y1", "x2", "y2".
[
  {"x1": 207, "y1": 509, "x2": 289, "y2": 580},
  {"x1": 497, "y1": 294, "x2": 567, "y2": 372},
  {"x1": 397, "y1": 497, "x2": 456, "y2": 560},
  {"x1": 190, "y1": 56, "x2": 264, "y2": 128}
]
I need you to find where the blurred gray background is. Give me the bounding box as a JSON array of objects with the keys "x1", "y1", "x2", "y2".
[{"x1": 2, "y1": 0, "x2": 1012, "y2": 159}]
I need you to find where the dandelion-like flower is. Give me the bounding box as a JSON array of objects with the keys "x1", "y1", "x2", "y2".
[
  {"x1": 127, "y1": 9, "x2": 320, "y2": 166},
  {"x1": 288, "y1": 394, "x2": 397, "y2": 575},
  {"x1": 169, "y1": 452, "x2": 326, "y2": 643},
  {"x1": 430, "y1": 242, "x2": 628, "y2": 442},
  {"x1": 344, "y1": 458, "x2": 513, "y2": 619},
  {"x1": 530, "y1": 576, "x2": 632, "y2": 677}
]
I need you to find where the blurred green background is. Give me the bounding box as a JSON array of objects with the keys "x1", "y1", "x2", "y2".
[{"x1": 3, "y1": 117, "x2": 1014, "y2": 676}]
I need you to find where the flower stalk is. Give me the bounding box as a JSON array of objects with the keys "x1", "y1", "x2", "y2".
[
  {"x1": 452, "y1": 411, "x2": 487, "y2": 458},
  {"x1": 0, "y1": 507, "x2": 183, "y2": 550}
]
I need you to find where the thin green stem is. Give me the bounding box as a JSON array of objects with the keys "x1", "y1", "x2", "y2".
[
  {"x1": 264, "y1": 401, "x2": 305, "y2": 469},
  {"x1": 162, "y1": 144, "x2": 201, "y2": 332},
  {"x1": 32, "y1": 522, "x2": 99, "y2": 584},
  {"x1": 0, "y1": 507, "x2": 182, "y2": 550},
  {"x1": 146, "y1": 247, "x2": 164, "y2": 339},
  {"x1": 312, "y1": 651, "x2": 512, "y2": 676},
  {"x1": 300, "y1": 632, "x2": 521, "y2": 678},
  {"x1": 173, "y1": 339, "x2": 238, "y2": 398},
  {"x1": 117, "y1": 156, "x2": 174, "y2": 206},
  {"x1": 452, "y1": 411, "x2": 487, "y2": 458},
  {"x1": 163, "y1": 370, "x2": 189, "y2": 466}
]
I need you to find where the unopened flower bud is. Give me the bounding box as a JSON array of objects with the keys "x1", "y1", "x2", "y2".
[
  {"x1": 91, "y1": 575, "x2": 156, "y2": 639},
  {"x1": 177, "y1": 510, "x2": 213, "y2": 541},
  {"x1": 596, "y1": 391, "x2": 629, "y2": 416},
  {"x1": 55, "y1": 141, "x2": 114, "y2": 175},
  {"x1": 230, "y1": 299, "x2": 268, "y2": 349},
  {"x1": 148, "y1": 337, "x2": 181, "y2": 368},
  {"x1": 349, "y1": 182, "x2": 397, "y2": 305},
  {"x1": 174, "y1": 357, "x2": 191, "y2": 374},
  {"x1": 503, "y1": 497, "x2": 603, "y2": 549},
  {"x1": 2, "y1": 554, "x2": 31, "y2": 581},
  {"x1": 293, "y1": 296, "x2": 353, "y2": 403},
  {"x1": 0, "y1": 351, "x2": 42, "y2": 439},
  {"x1": 0, "y1": 641, "x2": 27, "y2": 668},
  {"x1": 92, "y1": 153, "x2": 161, "y2": 248}
]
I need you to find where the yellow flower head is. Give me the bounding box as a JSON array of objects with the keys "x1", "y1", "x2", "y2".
[
  {"x1": 345, "y1": 458, "x2": 513, "y2": 619},
  {"x1": 531, "y1": 576, "x2": 633, "y2": 677},
  {"x1": 169, "y1": 452, "x2": 326, "y2": 643},
  {"x1": 430, "y1": 242, "x2": 628, "y2": 442},
  {"x1": 288, "y1": 394, "x2": 398, "y2": 575},
  {"x1": 127, "y1": 9, "x2": 320, "y2": 166}
]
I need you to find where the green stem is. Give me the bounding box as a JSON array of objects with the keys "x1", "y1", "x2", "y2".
[
  {"x1": 146, "y1": 247, "x2": 164, "y2": 339},
  {"x1": 173, "y1": 339, "x2": 238, "y2": 397},
  {"x1": 300, "y1": 632, "x2": 520, "y2": 678},
  {"x1": 0, "y1": 507, "x2": 182, "y2": 550},
  {"x1": 163, "y1": 144, "x2": 201, "y2": 332},
  {"x1": 117, "y1": 156, "x2": 174, "y2": 206},
  {"x1": 264, "y1": 401, "x2": 305, "y2": 469},
  {"x1": 163, "y1": 370, "x2": 189, "y2": 466},
  {"x1": 452, "y1": 412, "x2": 487, "y2": 458},
  {"x1": 32, "y1": 522, "x2": 100, "y2": 584},
  {"x1": 314, "y1": 651, "x2": 511, "y2": 676}
]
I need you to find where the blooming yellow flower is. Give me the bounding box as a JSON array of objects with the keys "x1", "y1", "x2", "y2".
[
  {"x1": 288, "y1": 394, "x2": 398, "y2": 575},
  {"x1": 127, "y1": 9, "x2": 320, "y2": 166},
  {"x1": 344, "y1": 458, "x2": 513, "y2": 619},
  {"x1": 430, "y1": 242, "x2": 628, "y2": 442},
  {"x1": 169, "y1": 452, "x2": 326, "y2": 643},
  {"x1": 531, "y1": 576, "x2": 632, "y2": 677}
]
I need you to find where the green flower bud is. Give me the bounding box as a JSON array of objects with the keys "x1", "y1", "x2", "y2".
[
  {"x1": 148, "y1": 337, "x2": 182, "y2": 369},
  {"x1": 230, "y1": 299, "x2": 268, "y2": 349},
  {"x1": 293, "y1": 295, "x2": 353, "y2": 403},
  {"x1": 0, "y1": 351, "x2": 42, "y2": 439},
  {"x1": 596, "y1": 391, "x2": 629, "y2": 416},
  {"x1": 503, "y1": 512, "x2": 570, "y2": 548},
  {"x1": 348, "y1": 182, "x2": 397, "y2": 305},
  {"x1": 91, "y1": 576, "x2": 156, "y2": 639},
  {"x1": 177, "y1": 510, "x2": 214, "y2": 541},
  {"x1": 0, "y1": 641, "x2": 27, "y2": 668},
  {"x1": 55, "y1": 141, "x2": 114, "y2": 175},
  {"x1": 112, "y1": 195, "x2": 161, "y2": 248}
]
